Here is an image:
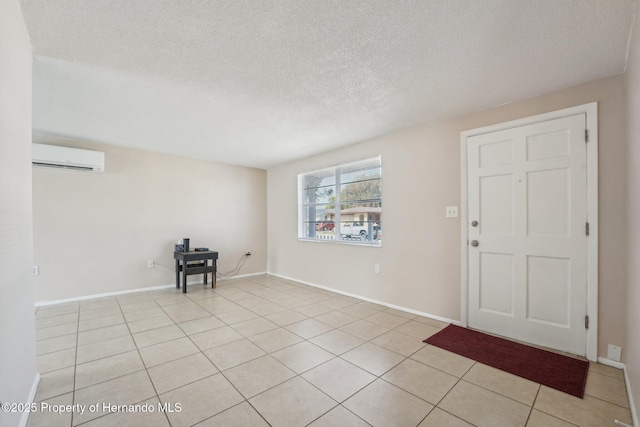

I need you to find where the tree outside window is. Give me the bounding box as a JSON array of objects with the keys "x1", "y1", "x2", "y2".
[{"x1": 299, "y1": 157, "x2": 381, "y2": 245}]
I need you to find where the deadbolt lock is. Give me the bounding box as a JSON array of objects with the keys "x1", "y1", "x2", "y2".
[{"x1": 471, "y1": 220, "x2": 478, "y2": 227}]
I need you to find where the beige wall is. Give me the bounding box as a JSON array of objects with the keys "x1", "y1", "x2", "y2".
[
  {"x1": 0, "y1": 2, "x2": 38, "y2": 426},
  {"x1": 625, "y1": 16, "x2": 640, "y2": 420},
  {"x1": 268, "y1": 75, "x2": 627, "y2": 360},
  {"x1": 33, "y1": 140, "x2": 267, "y2": 302}
]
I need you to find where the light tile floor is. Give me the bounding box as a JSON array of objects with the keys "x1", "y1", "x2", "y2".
[{"x1": 28, "y1": 274, "x2": 632, "y2": 427}]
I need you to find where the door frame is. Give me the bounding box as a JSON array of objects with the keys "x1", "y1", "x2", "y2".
[{"x1": 460, "y1": 102, "x2": 598, "y2": 361}]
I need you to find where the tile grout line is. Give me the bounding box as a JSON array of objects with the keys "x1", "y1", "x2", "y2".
[
  {"x1": 153, "y1": 287, "x2": 267, "y2": 425},
  {"x1": 257, "y1": 318, "x2": 427, "y2": 424},
  {"x1": 425, "y1": 358, "x2": 477, "y2": 422},
  {"x1": 115, "y1": 291, "x2": 173, "y2": 427},
  {"x1": 286, "y1": 311, "x2": 443, "y2": 425},
  {"x1": 523, "y1": 384, "x2": 542, "y2": 426},
  {"x1": 530, "y1": 407, "x2": 581, "y2": 427},
  {"x1": 449, "y1": 378, "x2": 534, "y2": 410},
  {"x1": 233, "y1": 276, "x2": 423, "y2": 423},
  {"x1": 179, "y1": 281, "x2": 350, "y2": 423},
  {"x1": 69, "y1": 310, "x2": 80, "y2": 427},
  {"x1": 368, "y1": 339, "x2": 456, "y2": 420}
]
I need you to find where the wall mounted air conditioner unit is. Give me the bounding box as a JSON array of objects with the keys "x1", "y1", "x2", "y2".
[{"x1": 32, "y1": 143, "x2": 105, "y2": 172}]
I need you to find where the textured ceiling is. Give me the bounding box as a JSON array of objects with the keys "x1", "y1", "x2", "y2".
[{"x1": 22, "y1": 0, "x2": 636, "y2": 169}]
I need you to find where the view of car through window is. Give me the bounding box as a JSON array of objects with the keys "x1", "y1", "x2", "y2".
[{"x1": 299, "y1": 157, "x2": 381, "y2": 245}]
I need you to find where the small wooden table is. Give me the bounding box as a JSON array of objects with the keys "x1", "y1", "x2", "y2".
[{"x1": 174, "y1": 251, "x2": 218, "y2": 293}]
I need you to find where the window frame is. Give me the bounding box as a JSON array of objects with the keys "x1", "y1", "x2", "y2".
[{"x1": 297, "y1": 156, "x2": 382, "y2": 247}]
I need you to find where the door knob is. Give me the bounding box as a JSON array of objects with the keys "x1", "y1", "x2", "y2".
[
  {"x1": 470, "y1": 240, "x2": 479, "y2": 247},
  {"x1": 471, "y1": 220, "x2": 478, "y2": 227}
]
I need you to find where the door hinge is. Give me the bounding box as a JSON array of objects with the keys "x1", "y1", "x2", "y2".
[
  {"x1": 585, "y1": 129, "x2": 589, "y2": 143},
  {"x1": 586, "y1": 222, "x2": 590, "y2": 236},
  {"x1": 585, "y1": 315, "x2": 589, "y2": 329}
]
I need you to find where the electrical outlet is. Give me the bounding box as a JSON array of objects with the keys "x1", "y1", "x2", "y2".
[
  {"x1": 608, "y1": 344, "x2": 622, "y2": 362},
  {"x1": 374, "y1": 264, "x2": 380, "y2": 274},
  {"x1": 246, "y1": 251, "x2": 251, "y2": 256},
  {"x1": 32, "y1": 266, "x2": 39, "y2": 275},
  {"x1": 446, "y1": 206, "x2": 458, "y2": 218},
  {"x1": 147, "y1": 260, "x2": 154, "y2": 269}
]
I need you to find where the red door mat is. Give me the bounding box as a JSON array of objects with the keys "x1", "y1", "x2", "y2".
[{"x1": 424, "y1": 324, "x2": 589, "y2": 398}]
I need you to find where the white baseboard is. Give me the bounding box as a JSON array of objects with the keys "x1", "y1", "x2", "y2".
[
  {"x1": 598, "y1": 357, "x2": 638, "y2": 427},
  {"x1": 20, "y1": 373, "x2": 40, "y2": 427},
  {"x1": 219, "y1": 271, "x2": 267, "y2": 281},
  {"x1": 34, "y1": 283, "x2": 176, "y2": 307},
  {"x1": 268, "y1": 272, "x2": 461, "y2": 327},
  {"x1": 598, "y1": 356, "x2": 625, "y2": 370},
  {"x1": 34, "y1": 271, "x2": 269, "y2": 307}
]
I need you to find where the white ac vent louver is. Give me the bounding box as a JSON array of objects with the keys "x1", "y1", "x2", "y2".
[{"x1": 32, "y1": 143, "x2": 105, "y2": 172}]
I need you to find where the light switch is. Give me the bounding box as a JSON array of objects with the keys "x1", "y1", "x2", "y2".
[{"x1": 446, "y1": 206, "x2": 458, "y2": 218}]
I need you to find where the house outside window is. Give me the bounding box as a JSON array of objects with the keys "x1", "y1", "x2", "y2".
[{"x1": 298, "y1": 156, "x2": 381, "y2": 245}]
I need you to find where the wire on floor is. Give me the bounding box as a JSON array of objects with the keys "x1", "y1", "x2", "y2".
[
  {"x1": 150, "y1": 252, "x2": 249, "y2": 280},
  {"x1": 216, "y1": 253, "x2": 248, "y2": 279}
]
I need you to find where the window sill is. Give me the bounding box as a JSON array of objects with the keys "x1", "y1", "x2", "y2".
[{"x1": 298, "y1": 238, "x2": 382, "y2": 248}]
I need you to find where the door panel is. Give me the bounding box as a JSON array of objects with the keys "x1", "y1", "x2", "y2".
[
  {"x1": 527, "y1": 168, "x2": 569, "y2": 237},
  {"x1": 479, "y1": 252, "x2": 514, "y2": 316},
  {"x1": 479, "y1": 139, "x2": 514, "y2": 167},
  {"x1": 480, "y1": 174, "x2": 514, "y2": 236},
  {"x1": 526, "y1": 255, "x2": 570, "y2": 326},
  {"x1": 467, "y1": 114, "x2": 587, "y2": 356},
  {"x1": 526, "y1": 130, "x2": 570, "y2": 160}
]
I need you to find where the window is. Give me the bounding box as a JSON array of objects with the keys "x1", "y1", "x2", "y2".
[{"x1": 298, "y1": 156, "x2": 381, "y2": 245}]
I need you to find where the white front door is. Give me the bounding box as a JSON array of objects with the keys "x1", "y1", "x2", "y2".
[{"x1": 466, "y1": 113, "x2": 588, "y2": 356}]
